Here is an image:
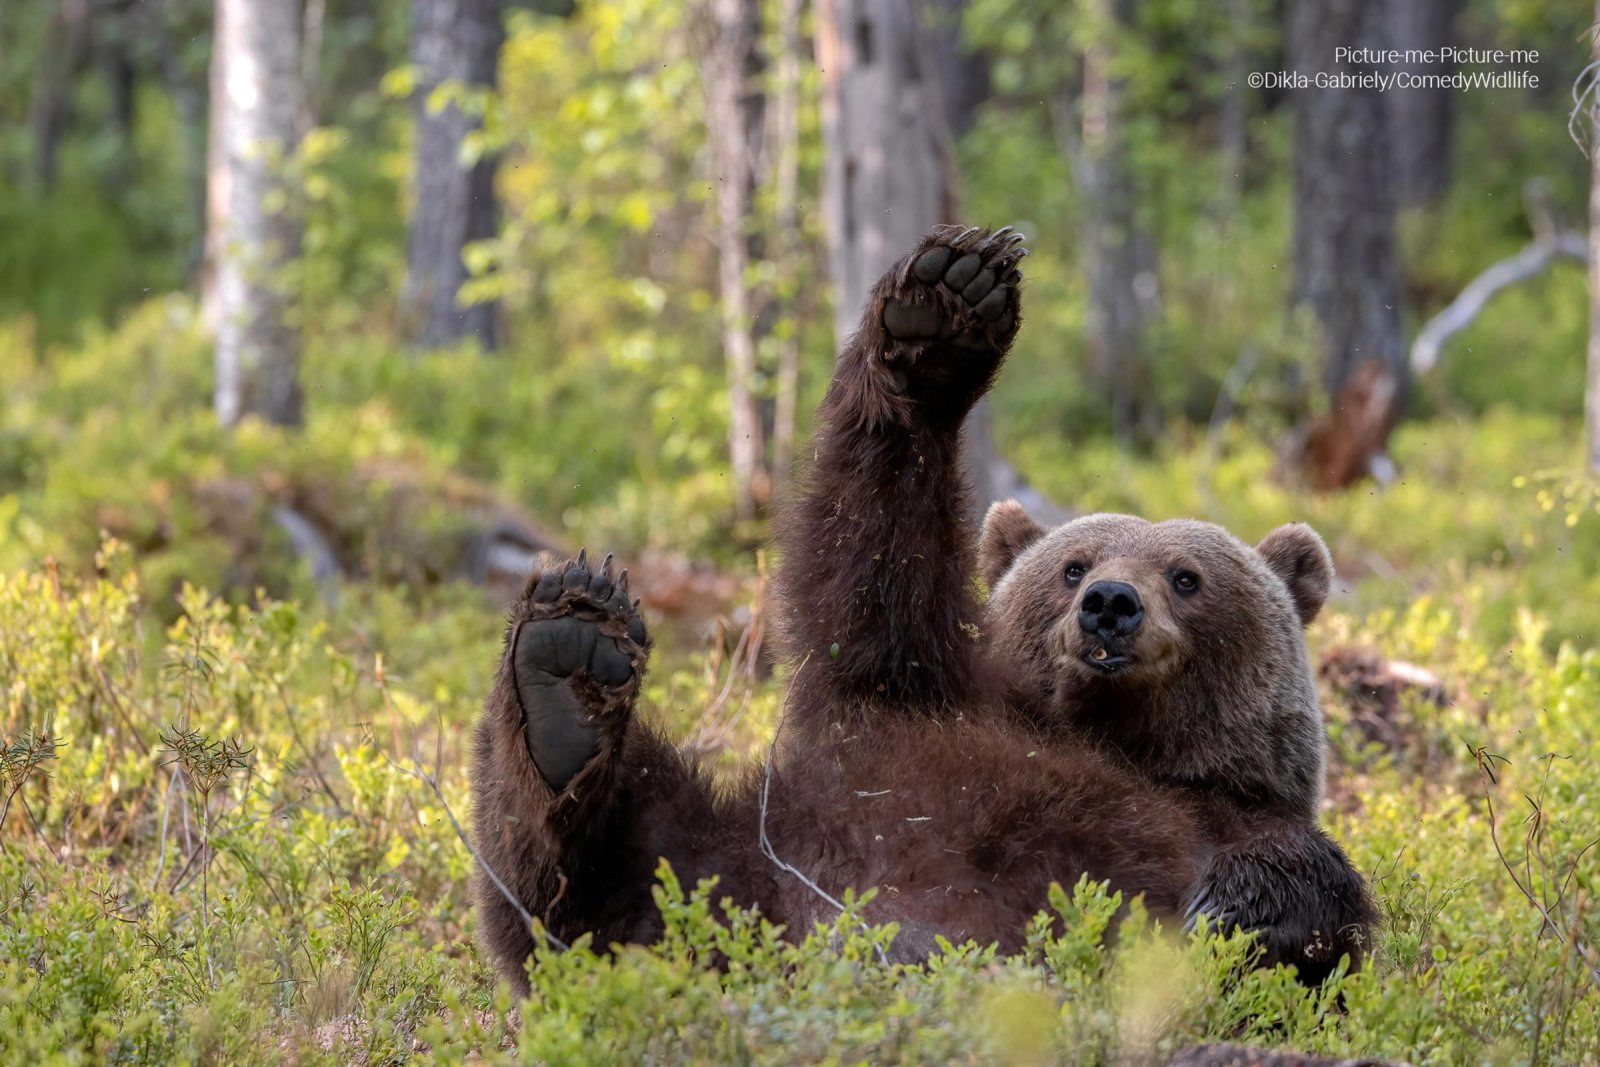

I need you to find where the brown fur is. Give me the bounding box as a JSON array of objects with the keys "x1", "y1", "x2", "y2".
[
  {"x1": 977, "y1": 507, "x2": 1373, "y2": 979},
  {"x1": 470, "y1": 225, "x2": 1371, "y2": 993},
  {"x1": 979, "y1": 512, "x2": 1330, "y2": 817}
]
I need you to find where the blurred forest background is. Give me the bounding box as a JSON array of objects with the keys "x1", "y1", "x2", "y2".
[
  {"x1": 0, "y1": 0, "x2": 1594, "y2": 598},
  {"x1": 6, "y1": 0, "x2": 1600, "y2": 1063}
]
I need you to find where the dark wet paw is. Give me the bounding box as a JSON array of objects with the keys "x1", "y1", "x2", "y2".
[
  {"x1": 881, "y1": 224, "x2": 1026, "y2": 347},
  {"x1": 1184, "y1": 836, "x2": 1373, "y2": 987},
  {"x1": 512, "y1": 550, "x2": 649, "y2": 792},
  {"x1": 872, "y1": 225, "x2": 1027, "y2": 420}
]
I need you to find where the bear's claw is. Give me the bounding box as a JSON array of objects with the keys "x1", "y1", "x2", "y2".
[
  {"x1": 511, "y1": 552, "x2": 650, "y2": 792},
  {"x1": 882, "y1": 224, "x2": 1026, "y2": 347}
]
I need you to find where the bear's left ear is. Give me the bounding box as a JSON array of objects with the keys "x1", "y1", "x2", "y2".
[
  {"x1": 979, "y1": 499, "x2": 1046, "y2": 589},
  {"x1": 1257, "y1": 523, "x2": 1333, "y2": 625}
]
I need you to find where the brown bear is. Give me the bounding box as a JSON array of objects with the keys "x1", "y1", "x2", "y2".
[
  {"x1": 469, "y1": 224, "x2": 1372, "y2": 994},
  {"x1": 976, "y1": 506, "x2": 1372, "y2": 980}
]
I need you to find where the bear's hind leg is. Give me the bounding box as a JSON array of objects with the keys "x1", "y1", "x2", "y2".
[
  {"x1": 511, "y1": 550, "x2": 647, "y2": 795},
  {"x1": 470, "y1": 552, "x2": 667, "y2": 991}
]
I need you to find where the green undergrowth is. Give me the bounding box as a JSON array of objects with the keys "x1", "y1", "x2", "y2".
[
  {"x1": 0, "y1": 296, "x2": 747, "y2": 615},
  {"x1": 2, "y1": 519, "x2": 1599, "y2": 1062},
  {"x1": 4, "y1": 272, "x2": 1600, "y2": 1066},
  {"x1": 9, "y1": 296, "x2": 1600, "y2": 654}
]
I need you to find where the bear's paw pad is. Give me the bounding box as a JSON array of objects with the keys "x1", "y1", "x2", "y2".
[
  {"x1": 512, "y1": 550, "x2": 649, "y2": 790},
  {"x1": 881, "y1": 225, "x2": 1027, "y2": 346}
]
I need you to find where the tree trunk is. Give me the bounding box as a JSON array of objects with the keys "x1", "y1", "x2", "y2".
[
  {"x1": 29, "y1": 0, "x2": 92, "y2": 193},
  {"x1": 1385, "y1": 0, "x2": 1459, "y2": 207},
  {"x1": 207, "y1": 0, "x2": 305, "y2": 429},
  {"x1": 405, "y1": 0, "x2": 504, "y2": 351},
  {"x1": 1080, "y1": 0, "x2": 1155, "y2": 446},
  {"x1": 816, "y1": 0, "x2": 957, "y2": 346},
  {"x1": 924, "y1": 0, "x2": 988, "y2": 140},
  {"x1": 1215, "y1": 0, "x2": 1250, "y2": 218},
  {"x1": 1290, "y1": 0, "x2": 1405, "y2": 489},
  {"x1": 700, "y1": 0, "x2": 771, "y2": 522},
  {"x1": 817, "y1": 0, "x2": 1051, "y2": 517},
  {"x1": 1587, "y1": 0, "x2": 1600, "y2": 473},
  {"x1": 104, "y1": 33, "x2": 138, "y2": 192},
  {"x1": 769, "y1": 0, "x2": 804, "y2": 493}
]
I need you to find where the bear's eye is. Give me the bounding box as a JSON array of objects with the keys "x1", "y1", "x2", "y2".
[
  {"x1": 1171, "y1": 570, "x2": 1201, "y2": 596},
  {"x1": 1064, "y1": 562, "x2": 1088, "y2": 585}
]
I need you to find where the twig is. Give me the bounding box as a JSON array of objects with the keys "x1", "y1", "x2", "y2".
[
  {"x1": 19, "y1": 795, "x2": 54, "y2": 854},
  {"x1": 757, "y1": 657, "x2": 890, "y2": 965},
  {"x1": 151, "y1": 769, "x2": 178, "y2": 892},
  {"x1": 201, "y1": 802, "x2": 214, "y2": 987},
  {"x1": 89, "y1": 640, "x2": 152, "y2": 756},
  {"x1": 1568, "y1": 56, "x2": 1600, "y2": 156},
  {"x1": 382, "y1": 726, "x2": 569, "y2": 953},
  {"x1": 685, "y1": 613, "x2": 760, "y2": 753},
  {"x1": 265, "y1": 675, "x2": 344, "y2": 810},
  {"x1": 1469, "y1": 743, "x2": 1600, "y2": 991}
]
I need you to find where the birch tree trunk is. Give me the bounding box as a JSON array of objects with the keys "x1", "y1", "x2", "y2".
[
  {"x1": 700, "y1": 0, "x2": 770, "y2": 521},
  {"x1": 1290, "y1": 0, "x2": 1404, "y2": 488},
  {"x1": 406, "y1": 0, "x2": 504, "y2": 351},
  {"x1": 207, "y1": 0, "x2": 305, "y2": 428}
]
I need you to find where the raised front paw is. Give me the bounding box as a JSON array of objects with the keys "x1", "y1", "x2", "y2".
[
  {"x1": 872, "y1": 224, "x2": 1026, "y2": 415},
  {"x1": 511, "y1": 550, "x2": 649, "y2": 792}
]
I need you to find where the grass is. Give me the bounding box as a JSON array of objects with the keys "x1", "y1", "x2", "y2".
[{"x1": 3, "y1": 304, "x2": 1600, "y2": 1064}]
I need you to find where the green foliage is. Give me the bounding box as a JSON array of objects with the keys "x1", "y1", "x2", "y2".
[
  {"x1": 4, "y1": 0, "x2": 1600, "y2": 1060},
  {"x1": 0, "y1": 499, "x2": 1598, "y2": 1062}
]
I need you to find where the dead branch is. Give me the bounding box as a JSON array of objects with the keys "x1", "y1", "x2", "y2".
[
  {"x1": 1411, "y1": 232, "x2": 1586, "y2": 377},
  {"x1": 684, "y1": 561, "x2": 767, "y2": 755},
  {"x1": 1469, "y1": 743, "x2": 1600, "y2": 992},
  {"x1": 270, "y1": 504, "x2": 342, "y2": 606},
  {"x1": 1413, "y1": 182, "x2": 1587, "y2": 378},
  {"x1": 89, "y1": 641, "x2": 152, "y2": 756},
  {"x1": 150, "y1": 769, "x2": 179, "y2": 891}
]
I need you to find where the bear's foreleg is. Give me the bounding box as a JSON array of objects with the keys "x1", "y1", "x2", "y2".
[
  {"x1": 774, "y1": 225, "x2": 1026, "y2": 721},
  {"x1": 1185, "y1": 817, "x2": 1376, "y2": 987}
]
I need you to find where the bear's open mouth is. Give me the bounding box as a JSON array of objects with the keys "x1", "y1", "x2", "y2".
[{"x1": 1082, "y1": 646, "x2": 1133, "y2": 674}]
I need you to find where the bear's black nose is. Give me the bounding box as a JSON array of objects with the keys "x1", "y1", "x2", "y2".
[{"x1": 1078, "y1": 580, "x2": 1144, "y2": 637}]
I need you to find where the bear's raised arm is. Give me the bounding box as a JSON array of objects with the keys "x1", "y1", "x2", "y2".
[{"x1": 773, "y1": 226, "x2": 1026, "y2": 726}]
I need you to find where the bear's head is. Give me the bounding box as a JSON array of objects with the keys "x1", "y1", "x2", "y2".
[{"x1": 978, "y1": 502, "x2": 1333, "y2": 818}]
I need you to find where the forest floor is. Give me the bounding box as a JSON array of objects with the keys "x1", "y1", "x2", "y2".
[{"x1": 3, "y1": 308, "x2": 1600, "y2": 1064}]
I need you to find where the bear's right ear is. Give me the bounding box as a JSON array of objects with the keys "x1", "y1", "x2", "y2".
[
  {"x1": 979, "y1": 500, "x2": 1046, "y2": 589},
  {"x1": 1257, "y1": 523, "x2": 1333, "y2": 626}
]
